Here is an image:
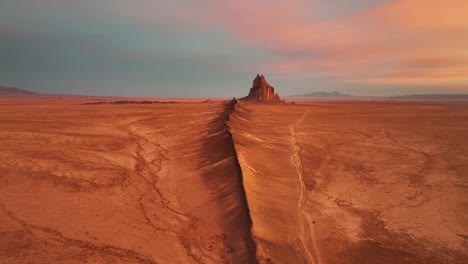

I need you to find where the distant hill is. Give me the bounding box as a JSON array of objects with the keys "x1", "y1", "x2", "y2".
[
  {"x1": 392, "y1": 94, "x2": 468, "y2": 99},
  {"x1": 288, "y1": 91, "x2": 353, "y2": 97},
  {"x1": 0, "y1": 86, "x2": 99, "y2": 99},
  {"x1": 0, "y1": 86, "x2": 38, "y2": 96}
]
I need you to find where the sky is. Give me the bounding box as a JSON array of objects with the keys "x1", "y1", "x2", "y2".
[{"x1": 1, "y1": 0, "x2": 467, "y2": 97}]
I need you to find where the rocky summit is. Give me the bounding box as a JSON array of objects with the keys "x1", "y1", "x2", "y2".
[{"x1": 241, "y1": 74, "x2": 282, "y2": 102}]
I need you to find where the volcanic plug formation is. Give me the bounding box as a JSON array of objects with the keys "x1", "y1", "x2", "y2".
[{"x1": 241, "y1": 74, "x2": 282, "y2": 102}]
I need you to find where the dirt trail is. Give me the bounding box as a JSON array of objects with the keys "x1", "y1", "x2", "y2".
[{"x1": 289, "y1": 109, "x2": 322, "y2": 264}]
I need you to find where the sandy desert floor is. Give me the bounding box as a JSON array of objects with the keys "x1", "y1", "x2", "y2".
[
  {"x1": 0, "y1": 98, "x2": 467, "y2": 263},
  {"x1": 230, "y1": 100, "x2": 468, "y2": 264},
  {"x1": 0, "y1": 99, "x2": 255, "y2": 264}
]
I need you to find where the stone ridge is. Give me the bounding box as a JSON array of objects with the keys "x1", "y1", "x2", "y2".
[{"x1": 242, "y1": 74, "x2": 282, "y2": 102}]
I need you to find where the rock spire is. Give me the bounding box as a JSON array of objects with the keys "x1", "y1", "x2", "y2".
[{"x1": 242, "y1": 74, "x2": 282, "y2": 102}]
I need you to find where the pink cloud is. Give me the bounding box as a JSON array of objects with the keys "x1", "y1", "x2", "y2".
[
  {"x1": 196, "y1": 0, "x2": 468, "y2": 87},
  {"x1": 28, "y1": 0, "x2": 465, "y2": 88}
]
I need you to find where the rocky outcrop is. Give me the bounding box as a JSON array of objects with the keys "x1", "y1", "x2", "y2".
[{"x1": 241, "y1": 74, "x2": 282, "y2": 102}]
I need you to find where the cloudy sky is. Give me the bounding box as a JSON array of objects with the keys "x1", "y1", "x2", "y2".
[{"x1": 1, "y1": 0, "x2": 467, "y2": 97}]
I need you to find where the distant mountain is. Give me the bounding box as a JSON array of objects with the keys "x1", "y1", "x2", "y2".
[
  {"x1": 0, "y1": 86, "x2": 38, "y2": 96},
  {"x1": 392, "y1": 94, "x2": 468, "y2": 99},
  {"x1": 288, "y1": 91, "x2": 353, "y2": 97},
  {"x1": 0, "y1": 86, "x2": 97, "y2": 98}
]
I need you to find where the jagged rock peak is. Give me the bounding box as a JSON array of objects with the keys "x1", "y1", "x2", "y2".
[{"x1": 242, "y1": 74, "x2": 282, "y2": 102}]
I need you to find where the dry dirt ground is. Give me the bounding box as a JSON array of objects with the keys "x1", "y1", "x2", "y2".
[
  {"x1": 229, "y1": 100, "x2": 468, "y2": 264},
  {"x1": 0, "y1": 98, "x2": 467, "y2": 263},
  {"x1": 0, "y1": 99, "x2": 255, "y2": 264}
]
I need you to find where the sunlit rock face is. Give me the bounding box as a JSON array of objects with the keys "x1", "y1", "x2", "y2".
[{"x1": 242, "y1": 74, "x2": 282, "y2": 102}]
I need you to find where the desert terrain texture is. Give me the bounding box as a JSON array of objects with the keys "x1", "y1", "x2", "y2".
[{"x1": 0, "y1": 98, "x2": 467, "y2": 263}]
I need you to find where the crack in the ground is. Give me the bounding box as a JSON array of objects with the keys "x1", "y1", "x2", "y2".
[
  {"x1": 122, "y1": 122, "x2": 208, "y2": 264},
  {"x1": 0, "y1": 204, "x2": 159, "y2": 264}
]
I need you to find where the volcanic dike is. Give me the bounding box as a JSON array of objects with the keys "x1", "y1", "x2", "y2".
[{"x1": 220, "y1": 74, "x2": 308, "y2": 264}]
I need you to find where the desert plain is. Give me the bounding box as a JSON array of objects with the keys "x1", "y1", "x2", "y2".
[{"x1": 0, "y1": 97, "x2": 467, "y2": 263}]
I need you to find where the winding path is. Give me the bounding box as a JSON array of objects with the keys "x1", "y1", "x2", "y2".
[{"x1": 289, "y1": 108, "x2": 322, "y2": 264}]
